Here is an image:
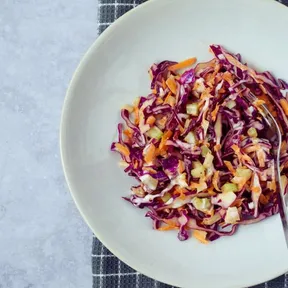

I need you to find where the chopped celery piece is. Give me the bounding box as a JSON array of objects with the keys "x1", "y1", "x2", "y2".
[
  {"x1": 174, "y1": 173, "x2": 188, "y2": 188},
  {"x1": 215, "y1": 192, "x2": 237, "y2": 208},
  {"x1": 235, "y1": 168, "x2": 252, "y2": 179},
  {"x1": 161, "y1": 193, "x2": 171, "y2": 203},
  {"x1": 201, "y1": 145, "x2": 211, "y2": 157},
  {"x1": 191, "y1": 165, "x2": 205, "y2": 178},
  {"x1": 192, "y1": 161, "x2": 202, "y2": 168},
  {"x1": 247, "y1": 127, "x2": 258, "y2": 138},
  {"x1": 191, "y1": 197, "x2": 211, "y2": 212},
  {"x1": 226, "y1": 100, "x2": 236, "y2": 109},
  {"x1": 225, "y1": 207, "x2": 240, "y2": 224},
  {"x1": 186, "y1": 103, "x2": 199, "y2": 116},
  {"x1": 202, "y1": 213, "x2": 221, "y2": 225},
  {"x1": 221, "y1": 182, "x2": 238, "y2": 193},
  {"x1": 139, "y1": 174, "x2": 158, "y2": 190},
  {"x1": 190, "y1": 181, "x2": 207, "y2": 193},
  {"x1": 203, "y1": 152, "x2": 214, "y2": 168},
  {"x1": 146, "y1": 126, "x2": 163, "y2": 140},
  {"x1": 184, "y1": 132, "x2": 197, "y2": 144}
]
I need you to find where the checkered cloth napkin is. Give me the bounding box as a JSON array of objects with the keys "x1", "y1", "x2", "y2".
[{"x1": 93, "y1": 1, "x2": 288, "y2": 287}]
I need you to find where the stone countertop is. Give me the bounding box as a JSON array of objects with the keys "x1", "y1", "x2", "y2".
[{"x1": 0, "y1": 1, "x2": 98, "y2": 287}]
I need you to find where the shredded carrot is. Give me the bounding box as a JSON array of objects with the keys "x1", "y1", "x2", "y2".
[
  {"x1": 256, "y1": 149, "x2": 266, "y2": 168},
  {"x1": 244, "y1": 144, "x2": 261, "y2": 154},
  {"x1": 157, "y1": 116, "x2": 168, "y2": 129},
  {"x1": 149, "y1": 69, "x2": 153, "y2": 80},
  {"x1": 168, "y1": 58, "x2": 197, "y2": 71},
  {"x1": 212, "y1": 170, "x2": 221, "y2": 191},
  {"x1": 207, "y1": 186, "x2": 217, "y2": 196},
  {"x1": 193, "y1": 230, "x2": 208, "y2": 244},
  {"x1": 258, "y1": 93, "x2": 277, "y2": 116},
  {"x1": 115, "y1": 143, "x2": 130, "y2": 157},
  {"x1": 146, "y1": 116, "x2": 156, "y2": 126},
  {"x1": 156, "y1": 97, "x2": 164, "y2": 105},
  {"x1": 133, "y1": 159, "x2": 138, "y2": 169},
  {"x1": 280, "y1": 98, "x2": 288, "y2": 116},
  {"x1": 164, "y1": 94, "x2": 176, "y2": 107},
  {"x1": 133, "y1": 97, "x2": 140, "y2": 108},
  {"x1": 123, "y1": 128, "x2": 133, "y2": 139},
  {"x1": 158, "y1": 225, "x2": 178, "y2": 231},
  {"x1": 134, "y1": 107, "x2": 139, "y2": 125},
  {"x1": 232, "y1": 199, "x2": 243, "y2": 207},
  {"x1": 251, "y1": 187, "x2": 261, "y2": 193},
  {"x1": 178, "y1": 160, "x2": 185, "y2": 173},
  {"x1": 144, "y1": 143, "x2": 156, "y2": 164},
  {"x1": 174, "y1": 187, "x2": 187, "y2": 200},
  {"x1": 179, "y1": 125, "x2": 185, "y2": 134},
  {"x1": 158, "y1": 130, "x2": 173, "y2": 151},
  {"x1": 224, "y1": 161, "x2": 236, "y2": 175},
  {"x1": 166, "y1": 76, "x2": 178, "y2": 95},
  {"x1": 211, "y1": 105, "x2": 220, "y2": 121},
  {"x1": 214, "y1": 144, "x2": 221, "y2": 152},
  {"x1": 152, "y1": 88, "x2": 157, "y2": 94},
  {"x1": 162, "y1": 78, "x2": 167, "y2": 89},
  {"x1": 231, "y1": 144, "x2": 240, "y2": 153},
  {"x1": 231, "y1": 144, "x2": 253, "y2": 165},
  {"x1": 222, "y1": 72, "x2": 234, "y2": 86},
  {"x1": 281, "y1": 140, "x2": 287, "y2": 153},
  {"x1": 143, "y1": 167, "x2": 157, "y2": 174},
  {"x1": 259, "y1": 194, "x2": 269, "y2": 205},
  {"x1": 122, "y1": 104, "x2": 134, "y2": 113}
]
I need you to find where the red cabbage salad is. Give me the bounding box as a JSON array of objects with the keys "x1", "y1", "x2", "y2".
[{"x1": 111, "y1": 45, "x2": 288, "y2": 243}]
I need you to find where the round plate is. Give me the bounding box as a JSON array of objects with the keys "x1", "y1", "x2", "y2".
[{"x1": 60, "y1": 0, "x2": 288, "y2": 287}]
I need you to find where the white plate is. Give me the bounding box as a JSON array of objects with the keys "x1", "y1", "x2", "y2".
[{"x1": 60, "y1": 0, "x2": 288, "y2": 287}]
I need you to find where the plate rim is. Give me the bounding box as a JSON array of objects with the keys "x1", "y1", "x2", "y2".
[{"x1": 60, "y1": 0, "x2": 288, "y2": 287}]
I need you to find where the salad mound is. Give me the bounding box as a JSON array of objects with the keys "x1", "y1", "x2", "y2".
[{"x1": 111, "y1": 45, "x2": 288, "y2": 243}]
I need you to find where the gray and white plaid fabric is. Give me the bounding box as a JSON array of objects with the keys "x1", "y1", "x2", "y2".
[{"x1": 93, "y1": 0, "x2": 288, "y2": 287}]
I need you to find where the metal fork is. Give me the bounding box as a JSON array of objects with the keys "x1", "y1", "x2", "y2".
[{"x1": 244, "y1": 91, "x2": 288, "y2": 247}]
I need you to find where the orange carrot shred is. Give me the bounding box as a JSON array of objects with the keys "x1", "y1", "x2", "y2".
[
  {"x1": 158, "y1": 225, "x2": 178, "y2": 231},
  {"x1": 224, "y1": 161, "x2": 236, "y2": 175},
  {"x1": 123, "y1": 129, "x2": 133, "y2": 139},
  {"x1": 115, "y1": 143, "x2": 130, "y2": 157},
  {"x1": 144, "y1": 143, "x2": 156, "y2": 164},
  {"x1": 159, "y1": 130, "x2": 173, "y2": 151},
  {"x1": 149, "y1": 69, "x2": 153, "y2": 80},
  {"x1": 164, "y1": 94, "x2": 176, "y2": 107},
  {"x1": 146, "y1": 116, "x2": 156, "y2": 126},
  {"x1": 232, "y1": 199, "x2": 243, "y2": 207},
  {"x1": 214, "y1": 144, "x2": 221, "y2": 152},
  {"x1": 193, "y1": 230, "x2": 208, "y2": 244},
  {"x1": 280, "y1": 98, "x2": 288, "y2": 116},
  {"x1": 211, "y1": 105, "x2": 220, "y2": 121},
  {"x1": 251, "y1": 187, "x2": 261, "y2": 193},
  {"x1": 134, "y1": 107, "x2": 139, "y2": 125},
  {"x1": 178, "y1": 160, "x2": 185, "y2": 173},
  {"x1": 157, "y1": 116, "x2": 168, "y2": 129},
  {"x1": 207, "y1": 186, "x2": 217, "y2": 196},
  {"x1": 156, "y1": 97, "x2": 164, "y2": 105},
  {"x1": 166, "y1": 76, "x2": 178, "y2": 95},
  {"x1": 259, "y1": 194, "x2": 269, "y2": 205},
  {"x1": 168, "y1": 58, "x2": 197, "y2": 71},
  {"x1": 174, "y1": 186, "x2": 187, "y2": 200},
  {"x1": 212, "y1": 171, "x2": 221, "y2": 191}
]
